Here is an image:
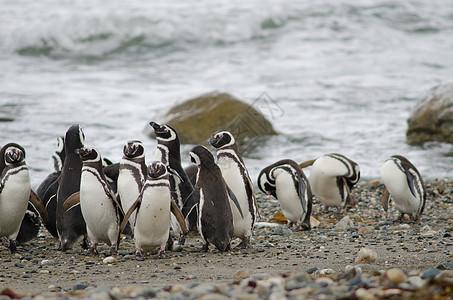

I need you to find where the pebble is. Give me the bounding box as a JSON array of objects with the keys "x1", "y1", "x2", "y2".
[
  {"x1": 355, "y1": 248, "x2": 378, "y2": 264},
  {"x1": 386, "y1": 268, "x2": 407, "y2": 284},
  {"x1": 273, "y1": 226, "x2": 293, "y2": 236},
  {"x1": 334, "y1": 216, "x2": 354, "y2": 231},
  {"x1": 102, "y1": 256, "x2": 117, "y2": 264}
]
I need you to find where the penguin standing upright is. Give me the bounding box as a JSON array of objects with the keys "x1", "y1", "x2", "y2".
[
  {"x1": 0, "y1": 143, "x2": 32, "y2": 252},
  {"x1": 56, "y1": 124, "x2": 87, "y2": 251},
  {"x1": 302, "y1": 153, "x2": 360, "y2": 211},
  {"x1": 149, "y1": 122, "x2": 198, "y2": 239},
  {"x1": 117, "y1": 140, "x2": 147, "y2": 231},
  {"x1": 64, "y1": 147, "x2": 122, "y2": 255},
  {"x1": 208, "y1": 130, "x2": 257, "y2": 248},
  {"x1": 120, "y1": 161, "x2": 187, "y2": 259},
  {"x1": 36, "y1": 136, "x2": 65, "y2": 238},
  {"x1": 189, "y1": 145, "x2": 237, "y2": 252},
  {"x1": 380, "y1": 155, "x2": 426, "y2": 221},
  {"x1": 258, "y1": 159, "x2": 312, "y2": 230}
]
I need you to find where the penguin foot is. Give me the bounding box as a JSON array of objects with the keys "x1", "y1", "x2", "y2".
[
  {"x1": 202, "y1": 243, "x2": 209, "y2": 252},
  {"x1": 109, "y1": 245, "x2": 117, "y2": 256},
  {"x1": 178, "y1": 234, "x2": 186, "y2": 246},
  {"x1": 236, "y1": 237, "x2": 249, "y2": 249},
  {"x1": 135, "y1": 248, "x2": 144, "y2": 260},
  {"x1": 81, "y1": 238, "x2": 89, "y2": 250},
  {"x1": 166, "y1": 235, "x2": 173, "y2": 251},
  {"x1": 89, "y1": 244, "x2": 99, "y2": 255},
  {"x1": 156, "y1": 247, "x2": 166, "y2": 259},
  {"x1": 299, "y1": 223, "x2": 311, "y2": 231},
  {"x1": 9, "y1": 240, "x2": 17, "y2": 253}
]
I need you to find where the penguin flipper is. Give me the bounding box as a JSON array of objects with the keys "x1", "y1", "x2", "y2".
[
  {"x1": 63, "y1": 192, "x2": 80, "y2": 212},
  {"x1": 120, "y1": 197, "x2": 141, "y2": 233},
  {"x1": 299, "y1": 159, "x2": 316, "y2": 169},
  {"x1": 226, "y1": 184, "x2": 244, "y2": 218},
  {"x1": 295, "y1": 172, "x2": 307, "y2": 215},
  {"x1": 405, "y1": 169, "x2": 418, "y2": 199},
  {"x1": 171, "y1": 200, "x2": 188, "y2": 235},
  {"x1": 167, "y1": 166, "x2": 183, "y2": 182},
  {"x1": 29, "y1": 190, "x2": 48, "y2": 223},
  {"x1": 343, "y1": 177, "x2": 357, "y2": 206},
  {"x1": 381, "y1": 185, "x2": 390, "y2": 212}
]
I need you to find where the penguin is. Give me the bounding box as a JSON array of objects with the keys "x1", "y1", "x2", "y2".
[
  {"x1": 117, "y1": 140, "x2": 147, "y2": 231},
  {"x1": 0, "y1": 143, "x2": 32, "y2": 252},
  {"x1": 56, "y1": 124, "x2": 88, "y2": 251},
  {"x1": 36, "y1": 136, "x2": 65, "y2": 238},
  {"x1": 149, "y1": 122, "x2": 198, "y2": 240},
  {"x1": 207, "y1": 130, "x2": 257, "y2": 248},
  {"x1": 379, "y1": 155, "x2": 426, "y2": 221},
  {"x1": 258, "y1": 159, "x2": 312, "y2": 230},
  {"x1": 301, "y1": 153, "x2": 360, "y2": 211},
  {"x1": 63, "y1": 147, "x2": 123, "y2": 255},
  {"x1": 189, "y1": 145, "x2": 242, "y2": 252},
  {"x1": 120, "y1": 161, "x2": 187, "y2": 259}
]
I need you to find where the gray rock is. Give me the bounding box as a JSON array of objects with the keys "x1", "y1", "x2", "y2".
[
  {"x1": 273, "y1": 226, "x2": 293, "y2": 236},
  {"x1": 335, "y1": 216, "x2": 354, "y2": 231},
  {"x1": 407, "y1": 83, "x2": 453, "y2": 145},
  {"x1": 437, "y1": 261, "x2": 453, "y2": 270},
  {"x1": 421, "y1": 268, "x2": 441, "y2": 279}
]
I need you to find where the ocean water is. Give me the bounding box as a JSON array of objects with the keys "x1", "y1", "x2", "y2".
[{"x1": 1, "y1": 0, "x2": 453, "y2": 188}]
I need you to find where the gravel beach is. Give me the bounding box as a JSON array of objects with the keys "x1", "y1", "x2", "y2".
[{"x1": 1, "y1": 180, "x2": 452, "y2": 299}]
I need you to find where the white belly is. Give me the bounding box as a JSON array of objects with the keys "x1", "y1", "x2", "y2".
[
  {"x1": 218, "y1": 158, "x2": 253, "y2": 239},
  {"x1": 275, "y1": 171, "x2": 303, "y2": 222},
  {"x1": 309, "y1": 157, "x2": 345, "y2": 207},
  {"x1": 80, "y1": 171, "x2": 118, "y2": 245},
  {"x1": 380, "y1": 160, "x2": 421, "y2": 215},
  {"x1": 0, "y1": 168, "x2": 30, "y2": 239},
  {"x1": 134, "y1": 187, "x2": 171, "y2": 251},
  {"x1": 117, "y1": 168, "x2": 141, "y2": 225}
]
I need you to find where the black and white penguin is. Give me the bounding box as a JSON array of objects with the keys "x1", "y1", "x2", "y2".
[
  {"x1": 302, "y1": 153, "x2": 360, "y2": 211},
  {"x1": 64, "y1": 147, "x2": 122, "y2": 255},
  {"x1": 0, "y1": 143, "x2": 32, "y2": 252},
  {"x1": 258, "y1": 159, "x2": 312, "y2": 230},
  {"x1": 36, "y1": 136, "x2": 65, "y2": 238},
  {"x1": 149, "y1": 122, "x2": 198, "y2": 239},
  {"x1": 56, "y1": 124, "x2": 88, "y2": 251},
  {"x1": 207, "y1": 130, "x2": 257, "y2": 248},
  {"x1": 189, "y1": 145, "x2": 237, "y2": 252},
  {"x1": 120, "y1": 161, "x2": 187, "y2": 259},
  {"x1": 380, "y1": 155, "x2": 426, "y2": 221},
  {"x1": 117, "y1": 140, "x2": 147, "y2": 231}
]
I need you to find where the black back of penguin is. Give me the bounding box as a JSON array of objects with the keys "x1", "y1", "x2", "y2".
[
  {"x1": 189, "y1": 145, "x2": 233, "y2": 252},
  {"x1": 150, "y1": 122, "x2": 198, "y2": 232},
  {"x1": 56, "y1": 124, "x2": 87, "y2": 251}
]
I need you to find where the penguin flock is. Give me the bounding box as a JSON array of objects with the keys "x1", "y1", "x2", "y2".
[{"x1": 0, "y1": 123, "x2": 427, "y2": 259}]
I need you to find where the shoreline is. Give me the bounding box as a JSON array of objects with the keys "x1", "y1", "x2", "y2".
[{"x1": 1, "y1": 179, "x2": 452, "y2": 299}]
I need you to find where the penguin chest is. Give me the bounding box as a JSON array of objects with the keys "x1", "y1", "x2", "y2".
[
  {"x1": 118, "y1": 168, "x2": 141, "y2": 218},
  {"x1": 218, "y1": 158, "x2": 253, "y2": 237},
  {"x1": 309, "y1": 169, "x2": 343, "y2": 206},
  {"x1": 380, "y1": 161, "x2": 420, "y2": 215},
  {"x1": 0, "y1": 168, "x2": 31, "y2": 238},
  {"x1": 275, "y1": 172, "x2": 303, "y2": 222},
  {"x1": 80, "y1": 171, "x2": 117, "y2": 240},
  {"x1": 134, "y1": 187, "x2": 171, "y2": 250}
]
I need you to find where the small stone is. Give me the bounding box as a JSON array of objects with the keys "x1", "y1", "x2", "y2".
[
  {"x1": 39, "y1": 270, "x2": 50, "y2": 274},
  {"x1": 358, "y1": 227, "x2": 373, "y2": 234},
  {"x1": 73, "y1": 283, "x2": 88, "y2": 291},
  {"x1": 102, "y1": 256, "x2": 117, "y2": 264},
  {"x1": 437, "y1": 261, "x2": 453, "y2": 270},
  {"x1": 399, "y1": 224, "x2": 411, "y2": 230},
  {"x1": 335, "y1": 216, "x2": 354, "y2": 231},
  {"x1": 273, "y1": 226, "x2": 293, "y2": 236},
  {"x1": 421, "y1": 268, "x2": 441, "y2": 279},
  {"x1": 233, "y1": 269, "x2": 252, "y2": 280},
  {"x1": 355, "y1": 248, "x2": 377, "y2": 264},
  {"x1": 306, "y1": 267, "x2": 319, "y2": 274},
  {"x1": 386, "y1": 268, "x2": 407, "y2": 284}
]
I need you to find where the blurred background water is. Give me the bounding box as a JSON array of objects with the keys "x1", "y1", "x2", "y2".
[{"x1": 1, "y1": 0, "x2": 453, "y2": 188}]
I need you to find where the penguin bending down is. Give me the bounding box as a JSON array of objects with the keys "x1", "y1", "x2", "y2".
[
  {"x1": 301, "y1": 153, "x2": 360, "y2": 211},
  {"x1": 56, "y1": 124, "x2": 88, "y2": 251},
  {"x1": 117, "y1": 140, "x2": 147, "y2": 233},
  {"x1": 149, "y1": 122, "x2": 198, "y2": 242},
  {"x1": 189, "y1": 145, "x2": 243, "y2": 252},
  {"x1": 258, "y1": 159, "x2": 312, "y2": 230},
  {"x1": 120, "y1": 161, "x2": 187, "y2": 259},
  {"x1": 36, "y1": 136, "x2": 65, "y2": 238},
  {"x1": 0, "y1": 144, "x2": 32, "y2": 252},
  {"x1": 380, "y1": 155, "x2": 426, "y2": 221},
  {"x1": 207, "y1": 130, "x2": 257, "y2": 248},
  {"x1": 63, "y1": 147, "x2": 123, "y2": 255}
]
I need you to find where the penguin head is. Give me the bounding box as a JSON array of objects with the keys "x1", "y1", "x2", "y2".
[
  {"x1": 123, "y1": 140, "x2": 145, "y2": 159},
  {"x1": 65, "y1": 124, "x2": 85, "y2": 153},
  {"x1": 257, "y1": 168, "x2": 276, "y2": 198},
  {"x1": 4, "y1": 146, "x2": 26, "y2": 165},
  {"x1": 52, "y1": 136, "x2": 66, "y2": 172},
  {"x1": 75, "y1": 147, "x2": 101, "y2": 163},
  {"x1": 149, "y1": 122, "x2": 177, "y2": 143},
  {"x1": 147, "y1": 161, "x2": 167, "y2": 179},
  {"x1": 207, "y1": 130, "x2": 235, "y2": 149},
  {"x1": 189, "y1": 145, "x2": 215, "y2": 167}
]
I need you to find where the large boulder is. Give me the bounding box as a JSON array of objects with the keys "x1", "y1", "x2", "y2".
[
  {"x1": 148, "y1": 92, "x2": 278, "y2": 147},
  {"x1": 407, "y1": 83, "x2": 453, "y2": 145}
]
